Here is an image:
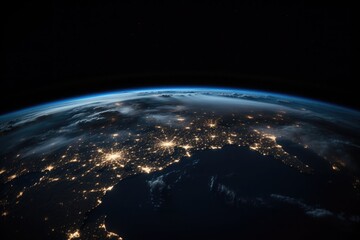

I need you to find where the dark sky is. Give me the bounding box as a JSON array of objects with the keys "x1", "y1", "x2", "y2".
[{"x1": 3, "y1": 1, "x2": 355, "y2": 114}]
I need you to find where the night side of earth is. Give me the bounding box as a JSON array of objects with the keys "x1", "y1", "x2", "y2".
[{"x1": 0, "y1": 88, "x2": 359, "y2": 240}]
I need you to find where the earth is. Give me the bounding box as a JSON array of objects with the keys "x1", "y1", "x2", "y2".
[{"x1": 0, "y1": 88, "x2": 359, "y2": 240}]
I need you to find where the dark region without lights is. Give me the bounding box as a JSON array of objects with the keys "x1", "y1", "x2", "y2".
[{"x1": 3, "y1": 1, "x2": 355, "y2": 114}]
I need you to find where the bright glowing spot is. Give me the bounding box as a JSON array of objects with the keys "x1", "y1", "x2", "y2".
[
  {"x1": 97, "y1": 149, "x2": 128, "y2": 168},
  {"x1": 265, "y1": 134, "x2": 276, "y2": 141},
  {"x1": 49, "y1": 177, "x2": 60, "y2": 182},
  {"x1": 16, "y1": 191, "x2": 24, "y2": 198},
  {"x1": 332, "y1": 164, "x2": 340, "y2": 171},
  {"x1": 107, "y1": 231, "x2": 122, "y2": 239},
  {"x1": 181, "y1": 145, "x2": 192, "y2": 150},
  {"x1": 0, "y1": 169, "x2": 5, "y2": 174},
  {"x1": 157, "y1": 137, "x2": 177, "y2": 154},
  {"x1": 210, "y1": 146, "x2": 220, "y2": 149},
  {"x1": 206, "y1": 119, "x2": 217, "y2": 128},
  {"x1": 139, "y1": 166, "x2": 152, "y2": 173},
  {"x1": 99, "y1": 220, "x2": 123, "y2": 239},
  {"x1": 160, "y1": 141, "x2": 175, "y2": 148},
  {"x1": 250, "y1": 143, "x2": 260, "y2": 150},
  {"x1": 177, "y1": 118, "x2": 185, "y2": 121},
  {"x1": 104, "y1": 152, "x2": 122, "y2": 162},
  {"x1": 112, "y1": 133, "x2": 119, "y2": 137},
  {"x1": 67, "y1": 230, "x2": 80, "y2": 240},
  {"x1": 246, "y1": 115, "x2": 254, "y2": 119},
  {"x1": 44, "y1": 165, "x2": 54, "y2": 171},
  {"x1": 7, "y1": 174, "x2": 17, "y2": 181}
]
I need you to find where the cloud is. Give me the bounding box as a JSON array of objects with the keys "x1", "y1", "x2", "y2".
[
  {"x1": 147, "y1": 175, "x2": 171, "y2": 209},
  {"x1": 148, "y1": 175, "x2": 167, "y2": 193},
  {"x1": 270, "y1": 194, "x2": 307, "y2": 208},
  {"x1": 216, "y1": 183, "x2": 236, "y2": 204},
  {"x1": 264, "y1": 122, "x2": 359, "y2": 173},
  {"x1": 22, "y1": 136, "x2": 77, "y2": 157},
  {"x1": 270, "y1": 194, "x2": 360, "y2": 222},
  {"x1": 306, "y1": 208, "x2": 334, "y2": 218},
  {"x1": 270, "y1": 194, "x2": 334, "y2": 219},
  {"x1": 208, "y1": 177, "x2": 266, "y2": 207}
]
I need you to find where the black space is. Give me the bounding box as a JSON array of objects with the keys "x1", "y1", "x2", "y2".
[{"x1": 3, "y1": 1, "x2": 355, "y2": 114}]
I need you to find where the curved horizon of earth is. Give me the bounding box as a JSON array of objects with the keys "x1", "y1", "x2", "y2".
[{"x1": 0, "y1": 88, "x2": 359, "y2": 239}]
